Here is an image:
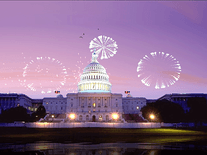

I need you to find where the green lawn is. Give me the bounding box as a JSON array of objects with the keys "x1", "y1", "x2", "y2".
[{"x1": 0, "y1": 127, "x2": 207, "y2": 144}]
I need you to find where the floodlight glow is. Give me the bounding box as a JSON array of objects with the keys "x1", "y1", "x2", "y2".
[
  {"x1": 69, "y1": 114, "x2": 75, "y2": 120},
  {"x1": 112, "y1": 113, "x2": 119, "y2": 120},
  {"x1": 150, "y1": 114, "x2": 155, "y2": 120}
]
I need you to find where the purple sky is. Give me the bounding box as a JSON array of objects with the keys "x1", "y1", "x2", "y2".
[{"x1": 0, "y1": 1, "x2": 207, "y2": 99}]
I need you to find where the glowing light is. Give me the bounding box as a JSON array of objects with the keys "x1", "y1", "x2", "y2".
[
  {"x1": 69, "y1": 114, "x2": 75, "y2": 120},
  {"x1": 89, "y1": 35, "x2": 118, "y2": 59},
  {"x1": 150, "y1": 114, "x2": 155, "y2": 120},
  {"x1": 93, "y1": 103, "x2": 96, "y2": 107},
  {"x1": 137, "y1": 52, "x2": 181, "y2": 89},
  {"x1": 112, "y1": 113, "x2": 119, "y2": 120}
]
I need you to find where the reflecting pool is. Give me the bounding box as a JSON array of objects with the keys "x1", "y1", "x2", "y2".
[{"x1": 0, "y1": 142, "x2": 207, "y2": 155}]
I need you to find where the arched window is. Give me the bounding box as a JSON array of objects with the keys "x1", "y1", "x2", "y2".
[
  {"x1": 106, "y1": 115, "x2": 109, "y2": 121},
  {"x1": 86, "y1": 115, "x2": 89, "y2": 121},
  {"x1": 79, "y1": 115, "x2": 82, "y2": 121}
]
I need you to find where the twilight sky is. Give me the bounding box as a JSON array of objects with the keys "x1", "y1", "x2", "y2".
[{"x1": 0, "y1": 1, "x2": 207, "y2": 99}]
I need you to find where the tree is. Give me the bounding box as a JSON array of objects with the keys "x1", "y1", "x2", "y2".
[
  {"x1": 141, "y1": 99, "x2": 185, "y2": 123},
  {"x1": 186, "y1": 97, "x2": 207, "y2": 126},
  {"x1": 31, "y1": 105, "x2": 46, "y2": 122},
  {"x1": 0, "y1": 106, "x2": 30, "y2": 122}
]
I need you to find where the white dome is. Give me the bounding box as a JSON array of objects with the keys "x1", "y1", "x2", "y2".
[
  {"x1": 83, "y1": 63, "x2": 106, "y2": 74},
  {"x1": 57, "y1": 94, "x2": 63, "y2": 98},
  {"x1": 78, "y1": 52, "x2": 111, "y2": 93}
]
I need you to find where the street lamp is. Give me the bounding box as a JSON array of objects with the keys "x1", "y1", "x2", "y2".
[
  {"x1": 51, "y1": 115, "x2": 54, "y2": 122},
  {"x1": 149, "y1": 114, "x2": 155, "y2": 128},
  {"x1": 150, "y1": 114, "x2": 155, "y2": 120},
  {"x1": 69, "y1": 113, "x2": 76, "y2": 120},
  {"x1": 112, "y1": 113, "x2": 119, "y2": 121}
]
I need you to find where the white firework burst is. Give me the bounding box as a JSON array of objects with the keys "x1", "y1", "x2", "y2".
[
  {"x1": 137, "y1": 52, "x2": 181, "y2": 89},
  {"x1": 89, "y1": 35, "x2": 118, "y2": 59},
  {"x1": 21, "y1": 57, "x2": 67, "y2": 94}
]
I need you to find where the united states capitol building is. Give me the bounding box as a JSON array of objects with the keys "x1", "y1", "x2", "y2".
[
  {"x1": 42, "y1": 52, "x2": 146, "y2": 122},
  {"x1": 1, "y1": 52, "x2": 207, "y2": 123}
]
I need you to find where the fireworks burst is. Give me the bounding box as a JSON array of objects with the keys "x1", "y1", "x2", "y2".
[
  {"x1": 137, "y1": 52, "x2": 181, "y2": 89},
  {"x1": 89, "y1": 35, "x2": 118, "y2": 59},
  {"x1": 21, "y1": 56, "x2": 67, "y2": 94}
]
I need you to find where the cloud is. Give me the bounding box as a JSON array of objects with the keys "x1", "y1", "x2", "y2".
[{"x1": 179, "y1": 72, "x2": 207, "y2": 86}]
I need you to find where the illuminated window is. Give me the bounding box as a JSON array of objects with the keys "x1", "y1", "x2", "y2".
[
  {"x1": 137, "y1": 106, "x2": 139, "y2": 110},
  {"x1": 99, "y1": 115, "x2": 102, "y2": 120},
  {"x1": 93, "y1": 103, "x2": 96, "y2": 107}
]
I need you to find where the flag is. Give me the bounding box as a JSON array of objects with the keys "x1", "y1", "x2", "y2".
[{"x1": 55, "y1": 91, "x2": 60, "y2": 94}]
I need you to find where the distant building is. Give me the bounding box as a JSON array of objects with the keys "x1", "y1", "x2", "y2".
[
  {"x1": 146, "y1": 99, "x2": 157, "y2": 104},
  {"x1": 122, "y1": 94, "x2": 146, "y2": 115},
  {"x1": 0, "y1": 93, "x2": 42, "y2": 114},
  {"x1": 43, "y1": 94, "x2": 67, "y2": 114},
  {"x1": 158, "y1": 93, "x2": 207, "y2": 113}
]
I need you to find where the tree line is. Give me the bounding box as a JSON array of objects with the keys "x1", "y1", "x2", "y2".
[
  {"x1": 0, "y1": 97, "x2": 207, "y2": 124},
  {"x1": 141, "y1": 97, "x2": 207, "y2": 126},
  {"x1": 0, "y1": 105, "x2": 46, "y2": 122}
]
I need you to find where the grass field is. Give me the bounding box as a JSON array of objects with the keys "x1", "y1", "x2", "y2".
[{"x1": 0, "y1": 127, "x2": 207, "y2": 144}]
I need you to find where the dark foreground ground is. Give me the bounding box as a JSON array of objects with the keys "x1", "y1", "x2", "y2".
[{"x1": 1, "y1": 127, "x2": 207, "y2": 144}]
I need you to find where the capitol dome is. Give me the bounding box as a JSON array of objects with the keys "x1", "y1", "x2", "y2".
[{"x1": 78, "y1": 52, "x2": 112, "y2": 93}]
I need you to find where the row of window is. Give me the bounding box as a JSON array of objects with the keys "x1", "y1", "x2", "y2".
[
  {"x1": 70, "y1": 109, "x2": 118, "y2": 113},
  {"x1": 82, "y1": 75, "x2": 108, "y2": 80},
  {"x1": 45, "y1": 106, "x2": 66, "y2": 110},
  {"x1": 123, "y1": 106, "x2": 140, "y2": 110},
  {"x1": 123, "y1": 102, "x2": 143, "y2": 104},
  {"x1": 45, "y1": 102, "x2": 66, "y2": 105},
  {"x1": 173, "y1": 98, "x2": 187, "y2": 101},
  {"x1": 78, "y1": 115, "x2": 109, "y2": 121}
]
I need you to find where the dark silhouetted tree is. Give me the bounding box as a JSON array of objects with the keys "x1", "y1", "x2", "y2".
[
  {"x1": 31, "y1": 105, "x2": 46, "y2": 122},
  {"x1": 141, "y1": 99, "x2": 185, "y2": 123},
  {"x1": 0, "y1": 106, "x2": 30, "y2": 122},
  {"x1": 186, "y1": 97, "x2": 207, "y2": 126}
]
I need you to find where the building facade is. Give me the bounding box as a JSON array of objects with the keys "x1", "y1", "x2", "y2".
[
  {"x1": 122, "y1": 95, "x2": 146, "y2": 114},
  {"x1": 0, "y1": 93, "x2": 42, "y2": 114},
  {"x1": 43, "y1": 94, "x2": 67, "y2": 114},
  {"x1": 41, "y1": 52, "x2": 146, "y2": 122},
  {"x1": 158, "y1": 93, "x2": 207, "y2": 113}
]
